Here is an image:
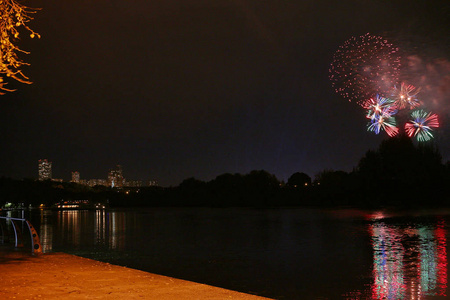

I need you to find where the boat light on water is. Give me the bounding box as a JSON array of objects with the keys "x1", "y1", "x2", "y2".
[{"x1": 52, "y1": 200, "x2": 107, "y2": 210}]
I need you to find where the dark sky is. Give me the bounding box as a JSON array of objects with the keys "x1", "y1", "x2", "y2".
[{"x1": 1, "y1": 0, "x2": 449, "y2": 186}]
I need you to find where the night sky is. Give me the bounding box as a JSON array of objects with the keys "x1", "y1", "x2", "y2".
[{"x1": 1, "y1": 0, "x2": 449, "y2": 186}]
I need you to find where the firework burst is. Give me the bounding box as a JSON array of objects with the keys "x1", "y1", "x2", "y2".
[
  {"x1": 367, "y1": 114, "x2": 399, "y2": 137},
  {"x1": 404, "y1": 110, "x2": 439, "y2": 142},
  {"x1": 364, "y1": 94, "x2": 397, "y2": 121},
  {"x1": 365, "y1": 95, "x2": 399, "y2": 137},
  {"x1": 329, "y1": 33, "x2": 401, "y2": 106},
  {"x1": 330, "y1": 34, "x2": 442, "y2": 142},
  {"x1": 391, "y1": 82, "x2": 421, "y2": 110}
]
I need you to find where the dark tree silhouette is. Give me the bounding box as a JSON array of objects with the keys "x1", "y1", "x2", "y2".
[
  {"x1": 287, "y1": 172, "x2": 311, "y2": 188},
  {"x1": 177, "y1": 177, "x2": 208, "y2": 206},
  {"x1": 356, "y1": 134, "x2": 445, "y2": 206}
]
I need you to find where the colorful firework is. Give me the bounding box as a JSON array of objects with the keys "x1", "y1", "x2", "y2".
[
  {"x1": 405, "y1": 110, "x2": 439, "y2": 142},
  {"x1": 364, "y1": 94, "x2": 399, "y2": 137},
  {"x1": 367, "y1": 114, "x2": 399, "y2": 137},
  {"x1": 329, "y1": 33, "x2": 401, "y2": 106},
  {"x1": 391, "y1": 82, "x2": 421, "y2": 110},
  {"x1": 364, "y1": 94, "x2": 397, "y2": 121}
]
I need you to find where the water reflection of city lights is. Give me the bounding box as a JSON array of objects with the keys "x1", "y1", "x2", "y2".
[
  {"x1": 37, "y1": 210, "x2": 128, "y2": 253},
  {"x1": 39, "y1": 210, "x2": 53, "y2": 253},
  {"x1": 109, "y1": 212, "x2": 126, "y2": 250},
  {"x1": 58, "y1": 210, "x2": 82, "y2": 246},
  {"x1": 95, "y1": 210, "x2": 106, "y2": 245}
]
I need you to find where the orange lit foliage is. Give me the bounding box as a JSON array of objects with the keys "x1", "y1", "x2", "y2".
[{"x1": 0, "y1": 0, "x2": 39, "y2": 94}]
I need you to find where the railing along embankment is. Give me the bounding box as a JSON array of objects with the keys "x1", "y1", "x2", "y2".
[{"x1": 0, "y1": 216, "x2": 42, "y2": 254}]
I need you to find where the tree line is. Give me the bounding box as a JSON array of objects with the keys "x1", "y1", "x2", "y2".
[{"x1": 1, "y1": 135, "x2": 449, "y2": 209}]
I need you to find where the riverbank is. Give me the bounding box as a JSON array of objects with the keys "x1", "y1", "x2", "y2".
[{"x1": 0, "y1": 249, "x2": 273, "y2": 299}]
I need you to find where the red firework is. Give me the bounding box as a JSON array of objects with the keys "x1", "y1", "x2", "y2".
[{"x1": 329, "y1": 33, "x2": 402, "y2": 106}]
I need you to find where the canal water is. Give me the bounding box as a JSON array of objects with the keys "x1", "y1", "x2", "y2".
[{"x1": 6, "y1": 207, "x2": 450, "y2": 299}]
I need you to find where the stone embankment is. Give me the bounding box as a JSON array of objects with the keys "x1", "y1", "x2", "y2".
[{"x1": 0, "y1": 249, "x2": 273, "y2": 300}]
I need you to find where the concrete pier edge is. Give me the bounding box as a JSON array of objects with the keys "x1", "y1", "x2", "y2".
[{"x1": 0, "y1": 250, "x2": 274, "y2": 299}]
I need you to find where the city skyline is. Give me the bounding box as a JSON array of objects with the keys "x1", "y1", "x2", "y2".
[{"x1": 37, "y1": 159, "x2": 158, "y2": 187}]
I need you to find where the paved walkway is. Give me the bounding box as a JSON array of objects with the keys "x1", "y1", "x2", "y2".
[{"x1": 0, "y1": 249, "x2": 273, "y2": 299}]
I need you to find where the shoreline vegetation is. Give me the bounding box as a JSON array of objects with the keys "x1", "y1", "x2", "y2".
[{"x1": 1, "y1": 136, "x2": 449, "y2": 210}]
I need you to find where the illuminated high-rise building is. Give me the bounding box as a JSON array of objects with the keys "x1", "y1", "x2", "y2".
[
  {"x1": 108, "y1": 165, "x2": 124, "y2": 188},
  {"x1": 38, "y1": 159, "x2": 52, "y2": 181},
  {"x1": 71, "y1": 171, "x2": 80, "y2": 183}
]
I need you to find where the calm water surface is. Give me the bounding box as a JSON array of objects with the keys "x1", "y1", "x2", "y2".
[{"x1": 10, "y1": 208, "x2": 450, "y2": 299}]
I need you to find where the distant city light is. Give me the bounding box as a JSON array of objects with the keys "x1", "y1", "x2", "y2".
[
  {"x1": 38, "y1": 159, "x2": 52, "y2": 181},
  {"x1": 38, "y1": 160, "x2": 158, "y2": 187}
]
